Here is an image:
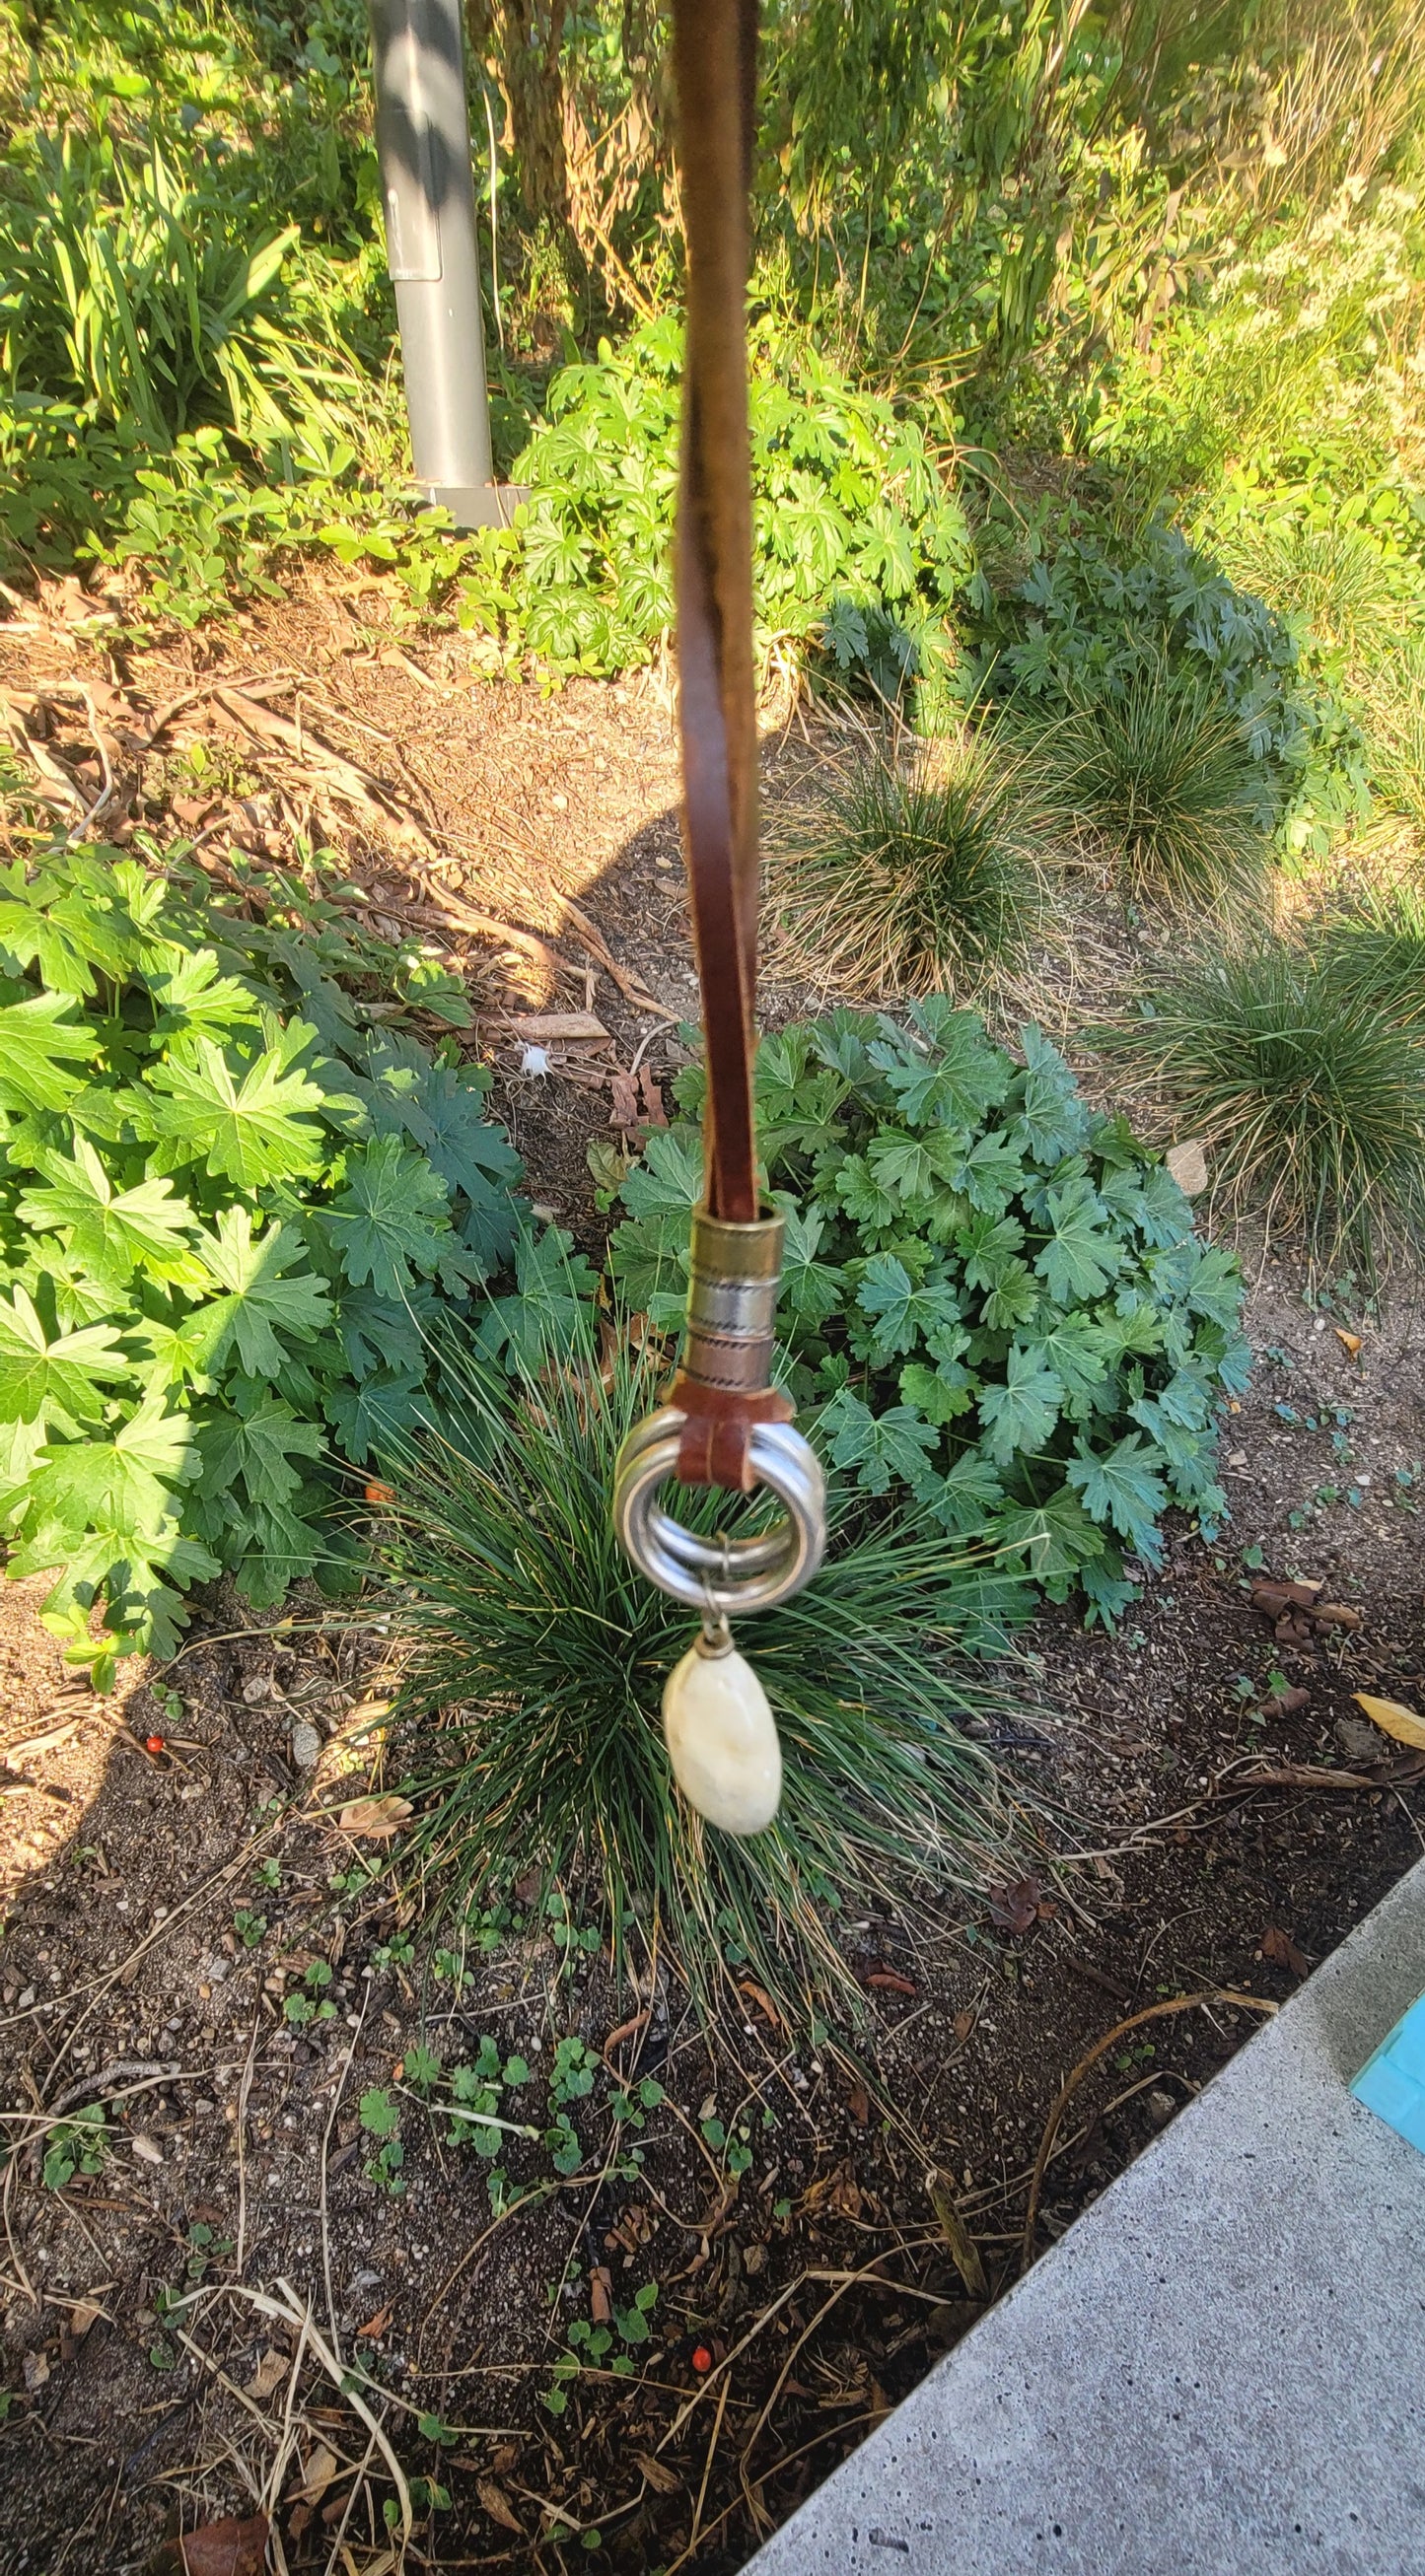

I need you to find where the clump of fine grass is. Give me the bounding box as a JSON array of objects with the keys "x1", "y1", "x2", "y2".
[
  {"x1": 1316, "y1": 874, "x2": 1425, "y2": 1029},
  {"x1": 1218, "y1": 518, "x2": 1398, "y2": 661},
  {"x1": 374, "y1": 1317, "x2": 1036, "y2": 2034},
  {"x1": 1357, "y1": 638, "x2": 1425, "y2": 831},
  {"x1": 772, "y1": 722, "x2": 1051, "y2": 999},
  {"x1": 1035, "y1": 658, "x2": 1271, "y2": 909},
  {"x1": 1104, "y1": 939, "x2": 1425, "y2": 1261}
]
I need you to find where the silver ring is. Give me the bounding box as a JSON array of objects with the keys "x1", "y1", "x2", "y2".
[{"x1": 612, "y1": 1405, "x2": 826, "y2": 1613}]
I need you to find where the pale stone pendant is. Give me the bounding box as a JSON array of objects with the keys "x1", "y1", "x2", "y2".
[{"x1": 662, "y1": 1630, "x2": 782, "y2": 1836}]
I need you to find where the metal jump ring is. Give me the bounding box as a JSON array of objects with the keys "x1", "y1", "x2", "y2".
[{"x1": 611, "y1": 1406, "x2": 826, "y2": 1614}]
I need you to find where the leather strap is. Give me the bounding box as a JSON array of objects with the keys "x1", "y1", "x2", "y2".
[
  {"x1": 669, "y1": 0, "x2": 783, "y2": 1495},
  {"x1": 670, "y1": 0, "x2": 760, "y2": 1230}
]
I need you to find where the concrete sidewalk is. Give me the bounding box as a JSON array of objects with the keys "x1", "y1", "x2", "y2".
[{"x1": 747, "y1": 1857, "x2": 1425, "y2": 2576}]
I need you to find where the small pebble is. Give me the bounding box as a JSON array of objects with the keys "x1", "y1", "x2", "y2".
[{"x1": 291, "y1": 1721, "x2": 321, "y2": 1771}]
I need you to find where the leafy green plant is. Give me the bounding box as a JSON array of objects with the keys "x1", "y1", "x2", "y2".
[
  {"x1": 773, "y1": 722, "x2": 1052, "y2": 997},
  {"x1": 358, "y1": 2084, "x2": 404, "y2": 2193},
  {"x1": 449, "y1": 313, "x2": 973, "y2": 688},
  {"x1": 282, "y1": 1959, "x2": 335, "y2": 2024},
  {"x1": 41, "y1": 2103, "x2": 107, "y2": 2191},
  {"x1": 374, "y1": 1296, "x2": 1033, "y2": 2030},
  {"x1": 986, "y1": 519, "x2": 1370, "y2": 860},
  {"x1": 1102, "y1": 940, "x2": 1425, "y2": 1260},
  {"x1": 1029, "y1": 657, "x2": 1272, "y2": 909},
  {"x1": 612, "y1": 1003, "x2": 1247, "y2": 1621},
  {"x1": 0, "y1": 845, "x2": 524, "y2": 1680}
]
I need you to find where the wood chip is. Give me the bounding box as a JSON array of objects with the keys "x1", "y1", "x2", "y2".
[{"x1": 507, "y1": 1011, "x2": 609, "y2": 1042}]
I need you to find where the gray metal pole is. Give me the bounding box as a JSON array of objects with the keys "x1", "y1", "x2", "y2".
[{"x1": 368, "y1": 0, "x2": 525, "y2": 528}]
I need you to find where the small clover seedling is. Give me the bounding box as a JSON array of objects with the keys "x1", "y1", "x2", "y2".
[
  {"x1": 283, "y1": 1960, "x2": 335, "y2": 2026},
  {"x1": 359, "y1": 2087, "x2": 405, "y2": 2194},
  {"x1": 232, "y1": 1909, "x2": 267, "y2": 1949},
  {"x1": 42, "y1": 2104, "x2": 107, "y2": 2192}
]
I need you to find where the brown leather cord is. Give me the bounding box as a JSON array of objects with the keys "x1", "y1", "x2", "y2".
[
  {"x1": 670, "y1": 0, "x2": 760, "y2": 1231},
  {"x1": 668, "y1": 0, "x2": 781, "y2": 1495}
]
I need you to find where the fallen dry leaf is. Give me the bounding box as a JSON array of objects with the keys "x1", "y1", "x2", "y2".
[
  {"x1": 1261, "y1": 1925, "x2": 1310, "y2": 1978},
  {"x1": 737, "y1": 1978, "x2": 784, "y2": 2030},
  {"x1": 336, "y1": 1793, "x2": 412, "y2": 1839},
  {"x1": 246, "y1": 2347, "x2": 289, "y2": 2400},
  {"x1": 23, "y1": 2348, "x2": 49, "y2": 2392},
  {"x1": 590, "y1": 2265, "x2": 612, "y2": 2325},
  {"x1": 1335, "y1": 1714, "x2": 1383, "y2": 1765},
  {"x1": 288, "y1": 2441, "x2": 340, "y2": 2506},
  {"x1": 864, "y1": 1968, "x2": 916, "y2": 1995},
  {"x1": 638, "y1": 1063, "x2": 668, "y2": 1125},
  {"x1": 130, "y1": 2132, "x2": 164, "y2": 2166},
  {"x1": 926, "y1": 2169, "x2": 988, "y2": 2300},
  {"x1": 847, "y1": 2080, "x2": 870, "y2": 2126},
  {"x1": 635, "y1": 2450, "x2": 682, "y2": 2497},
  {"x1": 986, "y1": 1874, "x2": 1045, "y2": 1934},
  {"x1": 338, "y1": 1697, "x2": 392, "y2": 1735},
  {"x1": 952, "y1": 2007, "x2": 976, "y2": 2044},
  {"x1": 1165, "y1": 1137, "x2": 1208, "y2": 1195},
  {"x1": 355, "y1": 2304, "x2": 392, "y2": 2339},
  {"x1": 1353, "y1": 1692, "x2": 1425, "y2": 1751},
  {"x1": 476, "y1": 2478, "x2": 525, "y2": 2537},
  {"x1": 608, "y1": 1069, "x2": 640, "y2": 1129},
  {"x1": 167, "y1": 2514, "x2": 270, "y2": 2576},
  {"x1": 68, "y1": 2299, "x2": 102, "y2": 2339},
  {"x1": 1334, "y1": 1327, "x2": 1363, "y2": 1358}
]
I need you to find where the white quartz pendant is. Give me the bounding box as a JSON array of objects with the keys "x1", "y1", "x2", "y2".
[{"x1": 662, "y1": 1636, "x2": 782, "y2": 1836}]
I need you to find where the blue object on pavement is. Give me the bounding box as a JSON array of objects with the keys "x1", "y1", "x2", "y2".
[{"x1": 1351, "y1": 1987, "x2": 1425, "y2": 2152}]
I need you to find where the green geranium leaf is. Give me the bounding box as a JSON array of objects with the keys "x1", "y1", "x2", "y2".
[
  {"x1": 198, "y1": 1208, "x2": 333, "y2": 1374},
  {"x1": 977, "y1": 1344, "x2": 1063, "y2": 1465},
  {"x1": 1065, "y1": 1432, "x2": 1168, "y2": 1561},
  {"x1": 323, "y1": 1136, "x2": 451, "y2": 1297},
  {"x1": 0, "y1": 993, "x2": 102, "y2": 1112},
  {"x1": 146, "y1": 1032, "x2": 328, "y2": 1186},
  {"x1": 0, "y1": 1288, "x2": 132, "y2": 1427}
]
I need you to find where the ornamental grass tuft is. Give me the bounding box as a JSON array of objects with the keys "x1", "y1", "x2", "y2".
[
  {"x1": 772, "y1": 723, "x2": 1052, "y2": 999},
  {"x1": 373, "y1": 1313, "x2": 1036, "y2": 2033},
  {"x1": 1104, "y1": 940, "x2": 1425, "y2": 1261},
  {"x1": 1035, "y1": 658, "x2": 1270, "y2": 909},
  {"x1": 1316, "y1": 872, "x2": 1425, "y2": 1029}
]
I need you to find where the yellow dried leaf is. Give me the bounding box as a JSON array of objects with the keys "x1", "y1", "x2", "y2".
[
  {"x1": 926, "y1": 2167, "x2": 988, "y2": 2299},
  {"x1": 340, "y1": 1697, "x2": 392, "y2": 1736},
  {"x1": 1335, "y1": 1328, "x2": 1363, "y2": 1358},
  {"x1": 1353, "y1": 1693, "x2": 1425, "y2": 1751},
  {"x1": 337, "y1": 1793, "x2": 412, "y2": 1838}
]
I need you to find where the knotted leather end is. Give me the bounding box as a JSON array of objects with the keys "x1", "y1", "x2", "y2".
[{"x1": 671, "y1": 1376, "x2": 796, "y2": 1492}]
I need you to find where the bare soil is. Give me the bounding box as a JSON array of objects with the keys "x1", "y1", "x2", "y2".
[{"x1": 0, "y1": 579, "x2": 1422, "y2": 2576}]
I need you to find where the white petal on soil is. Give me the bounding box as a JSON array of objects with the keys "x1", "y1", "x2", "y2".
[{"x1": 662, "y1": 1643, "x2": 782, "y2": 1836}]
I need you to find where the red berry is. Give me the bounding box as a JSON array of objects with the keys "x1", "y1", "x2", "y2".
[
  {"x1": 145, "y1": 1734, "x2": 166, "y2": 1755},
  {"x1": 691, "y1": 2344, "x2": 713, "y2": 2375}
]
